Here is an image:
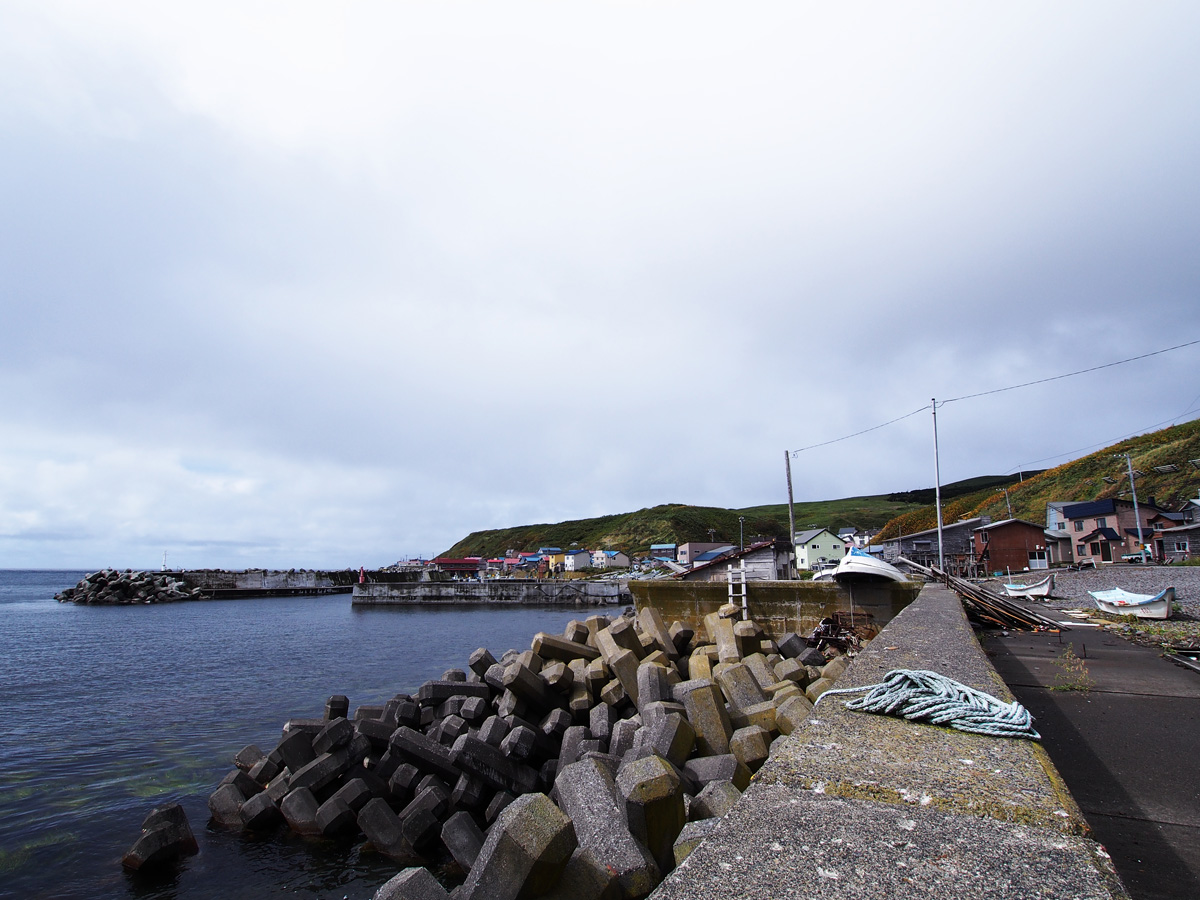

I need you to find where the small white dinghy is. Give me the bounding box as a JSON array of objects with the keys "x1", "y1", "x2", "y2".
[
  {"x1": 1004, "y1": 574, "x2": 1055, "y2": 599},
  {"x1": 1088, "y1": 586, "x2": 1175, "y2": 620},
  {"x1": 832, "y1": 547, "x2": 910, "y2": 584}
]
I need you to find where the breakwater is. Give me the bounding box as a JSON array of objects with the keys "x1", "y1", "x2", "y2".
[
  {"x1": 195, "y1": 601, "x2": 854, "y2": 899},
  {"x1": 352, "y1": 579, "x2": 632, "y2": 607}
]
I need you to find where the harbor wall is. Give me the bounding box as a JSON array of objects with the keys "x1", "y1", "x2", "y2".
[
  {"x1": 351, "y1": 579, "x2": 631, "y2": 606},
  {"x1": 629, "y1": 578, "x2": 922, "y2": 640}
]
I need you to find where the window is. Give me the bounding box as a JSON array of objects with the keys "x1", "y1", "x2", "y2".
[
  {"x1": 1090, "y1": 542, "x2": 1101, "y2": 556},
  {"x1": 1077, "y1": 544, "x2": 1086, "y2": 556},
  {"x1": 1096, "y1": 517, "x2": 1107, "y2": 528},
  {"x1": 980, "y1": 531, "x2": 989, "y2": 543},
  {"x1": 1073, "y1": 521, "x2": 1084, "y2": 532},
  {"x1": 1175, "y1": 541, "x2": 1189, "y2": 553},
  {"x1": 1057, "y1": 522, "x2": 1066, "y2": 530}
]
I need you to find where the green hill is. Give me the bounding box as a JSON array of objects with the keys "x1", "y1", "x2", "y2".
[
  {"x1": 873, "y1": 418, "x2": 1200, "y2": 542},
  {"x1": 438, "y1": 473, "x2": 1034, "y2": 558}
]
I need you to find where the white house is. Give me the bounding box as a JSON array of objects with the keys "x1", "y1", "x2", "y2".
[
  {"x1": 794, "y1": 528, "x2": 847, "y2": 570},
  {"x1": 563, "y1": 549, "x2": 593, "y2": 571},
  {"x1": 591, "y1": 550, "x2": 631, "y2": 569}
]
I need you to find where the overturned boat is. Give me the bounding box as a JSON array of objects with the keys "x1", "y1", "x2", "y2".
[
  {"x1": 1088, "y1": 586, "x2": 1175, "y2": 620},
  {"x1": 1004, "y1": 574, "x2": 1055, "y2": 599},
  {"x1": 832, "y1": 547, "x2": 910, "y2": 584}
]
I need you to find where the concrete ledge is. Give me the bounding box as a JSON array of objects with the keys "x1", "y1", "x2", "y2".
[{"x1": 651, "y1": 584, "x2": 1129, "y2": 900}]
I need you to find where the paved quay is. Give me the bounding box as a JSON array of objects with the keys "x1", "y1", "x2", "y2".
[
  {"x1": 985, "y1": 612, "x2": 1200, "y2": 900},
  {"x1": 651, "y1": 584, "x2": 1127, "y2": 900}
]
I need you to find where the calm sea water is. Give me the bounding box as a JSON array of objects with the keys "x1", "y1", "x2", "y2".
[{"x1": 0, "y1": 570, "x2": 594, "y2": 900}]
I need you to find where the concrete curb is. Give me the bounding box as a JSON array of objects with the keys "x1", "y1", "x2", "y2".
[{"x1": 649, "y1": 584, "x2": 1130, "y2": 900}]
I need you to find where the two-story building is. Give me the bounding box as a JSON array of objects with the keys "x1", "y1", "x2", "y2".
[
  {"x1": 675, "y1": 540, "x2": 794, "y2": 583},
  {"x1": 563, "y1": 549, "x2": 592, "y2": 571},
  {"x1": 678, "y1": 542, "x2": 733, "y2": 566},
  {"x1": 879, "y1": 517, "x2": 989, "y2": 576},
  {"x1": 1062, "y1": 499, "x2": 1161, "y2": 564},
  {"x1": 973, "y1": 519, "x2": 1049, "y2": 573},
  {"x1": 590, "y1": 550, "x2": 631, "y2": 569},
  {"x1": 793, "y1": 528, "x2": 847, "y2": 570}
]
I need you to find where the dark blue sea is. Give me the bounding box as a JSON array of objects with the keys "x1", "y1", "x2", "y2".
[{"x1": 0, "y1": 570, "x2": 592, "y2": 900}]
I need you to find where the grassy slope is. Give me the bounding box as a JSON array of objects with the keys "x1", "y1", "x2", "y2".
[
  {"x1": 872, "y1": 419, "x2": 1200, "y2": 541},
  {"x1": 439, "y1": 474, "x2": 1032, "y2": 558}
]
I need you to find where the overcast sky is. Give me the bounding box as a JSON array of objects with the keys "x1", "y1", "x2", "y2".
[{"x1": 3, "y1": 2, "x2": 1199, "y2": 570}]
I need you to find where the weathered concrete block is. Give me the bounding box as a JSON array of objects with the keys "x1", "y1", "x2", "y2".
[
  {"x1": 485, "y1": 663, "x2": 509, "y2": 693},
  {"x1": 541, "y1": 708, "x2": 572, "y2": 740},
  {"x1": 775, "y1": 693, "x2": 814, "y2": 735},
  {"x1": 558, "y1": 725, "x2": 590, "y2": 771},
  {"x1": 431, "y1": 714, "x2": 469, "y2": 746},
  {"x1": 326, "y1": 695, "x2": 349, "y2": 721},
  {"x1": 609, "y1": 718, "x2": 640, "y2": 759},
  {"x1": 728, "y1": 700, "x2": 777, "y2": 734},
  {"x1": 672, "y1": 818, "x2": 721, "y2": 867},
  {"x1": 389, "y1": 727, "x2": 462, "y2": 783},
  {"x1": 539, "y1": 847, "x2": 622, "y2": 900},
  {"x1": 639, "y1": 700, "x2": 686, "y2": 730},
  {"x1": 672, "y1": 679, "x2": 733, "y2": 757},
  {"x1": 767, "y1": 682, "x2": 803, "y2": 706},
  {"x1": 460, "y1": 696, "x2": 488, "y2": 723},
  {"x1": 798, "y1": 646, "x2": 827, "y2": 668},
  {"x1": 418, "y1": 680, "x2": 491, "y2": 705},
  {"x1": 534, "y1": 631, "x2": 601, "y2": 662},
  {"x1": 389, "y1": 762, "x2": 422, "y2": 798},
  {"x1": 357, "y1": 798, "x2": 422, "y2": 863},
  {"x1": 400, "y1": 806, "x2": 441, "y2": 849},
  {"x1": 234, "y1": 744, "x2": 265, "y2": 772},
  {"x1": 564, "y1": 619, "x2": 591, "y2": 644},
  {"x1": 315, "y1": 795, "x2": 358, "y2": 836},
  {"x1": 821, "y1": 654, "x2": 849, "y2": 682},
  {"x1": 208, "y1": 782, "x2": 245, "y2": 828},
  {"x1": 772, "y1": 657, "x2": 808, "y2": 686},
  {"x1": 442, "y1": 809, "x2": 486, "y2": 871},
  {"x1": 469, "y1": 647, "x2": 498, "y2": 677},
  {"x1": 635, "y1": 663, "x2": 671, "y2": 711},
  {"x1": 330, "y1": 776, "x2": 374, "y2": 813},
  {"x1": 451, "y1": 772, "x2": 488, "y2": 811},
  {"x1": 584, "y1": 658, "x2": 610, "y2": 697},
  {"x1": 540, "y1": 661, "x2": 574, "y2": 692},
  {"x1": 280, "y1": 786, "x2": 322, "y2": 835},
  {"x1": 240, "y1": 789, "x2": 284, "y2": 831},
  {"x1": 669, "y1": 622, "x2": 694, "y2": 656},
  {"x1": 504, "y1": 663, "x2": 562, "y2": 713},
  {"x1": 584, "y1": 615, "x2": 611, "y2": 647},
  {"x1": 442, "y1": 668, "x2": 467, "y2": 682},
  {"x1": 589, "y1": 702, "x2": 617, "y2": 744},
  {"x1": 645, "y1": 713, "x2": 695, "y2": 769},
  {"x1": 478, "y1": 715, "x2": 511, "y2": 747},
  {"x1": 501, "y1": 724, "x2": 537, "y2": 760},
  {"x1": 290, "y1": 749, "x2": 352, "y2": 796},
  {"x1": 313, "y1": 716, "x2": 355, "y2": 755},
  {"x1": 220, "y1": 767, "x2": 262, "y2": 799},
  {"x1": 458, "y1": 793, "x2": 577, "y2": 900},
  {"x1": 710, "y1": 617, "x2": 739, "y2": 664},
  {"x1": 615, "y1": 755, "x2": 685, "y2": 876},
  {"x1": 555, "y1": 758, "x2": 660, "y2": 899},
  {"x1": 121, "y1": 802, "x2": 199, "y2": 871},
  {"x1": 740, "y1": 653, "x2": 777, "y2": 693},
  {"x1": 806, "y1": 677, "x2": 834, "y2": 703},
  {"x1": 714, "y1": 664, "x2": 766, "y2": 713},
  {"x1": 515, "y1": 649, "x2": 544, "y2": 673},
  {"x1": 485, "y1": 790, "x2": 515, "y2": 823},
  {"x1": 682, "y1": 754, "x2": 751, "y2": 792},
  {"x1": 435, "y1": 697, "x2": 466, "y2": 720},
  {"x1": 687, "y1": 651, "x2": 713, "y2": 682},
  {"x1": 373, "y1": 866, "x2": 451, "y2": 900},
  {"x1": 274, "y1": 728, "x2": 317, "y2": 773},
  {"x1": 356, "y1": 703, "x2": 387, "y2": 721},
  {"x1": 607, "y1": 649, "x2": 642, "y2": 707},
  {"x1": 452, "y1": 734, "x2": 540, "y2": 795},
  {"x1": 689, "y1": 780, "x2": 741, "y2": 821},
  {"x1": 599, "y1": 617, "x2": 645, "y2": 662},
  {"x1": 637, "y1": 606, "x2": 679, "y2": 659},
  {"x1": 601, "y1": 677, "x2": 628, "y2": 709},
  {"x1": 248, "y1": 754, "x2": 282, "y2": 786},
  {"x1": 728, "y1": 725, "x2": 770, "y2": 772},
  {"x1": 358, "y1": 716, "x2": 398, "y2": 749}
]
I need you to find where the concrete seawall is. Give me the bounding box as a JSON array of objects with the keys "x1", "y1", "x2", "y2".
[
  {"x1": 650, "y1": 583, "x2": 1128, "y2": 899},
  {"x1": 351, "y1": 579, "x2": 632, "y2": 606}
]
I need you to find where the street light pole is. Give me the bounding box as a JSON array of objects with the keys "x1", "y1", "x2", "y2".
[{"x1": 932, "y1": 398, "x2": 945, "y2": 571}]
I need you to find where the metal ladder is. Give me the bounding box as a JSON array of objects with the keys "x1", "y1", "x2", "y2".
[{"x1": 727, "y1": 559, "x2": 748, "y2": 620}]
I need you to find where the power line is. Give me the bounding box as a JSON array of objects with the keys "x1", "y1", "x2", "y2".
[
  {"x1": 942, "y1": 338, "x2": 1200, "y2": 405},
  {"x1": 790, "y1": 405, "x2": 930, "y2": 455},
  {"x1": 1009, "y1": 410, "x2": 1200, "y2": 473}
]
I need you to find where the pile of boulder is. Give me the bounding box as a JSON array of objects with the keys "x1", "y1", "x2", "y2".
[
  {"x1": 205, "y1": 603, "x2": 853, "y2": 900},
  {"x1": 55, "y1": 569, "x2": 201, "y2": 605}
]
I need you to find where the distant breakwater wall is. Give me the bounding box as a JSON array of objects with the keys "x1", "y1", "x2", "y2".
[
  {"x1": 352, "y1": 580, "x2": 631, "y2": 607},
  {"x1": 629, "y1": 579, "x2": 922, "y2": 641}
]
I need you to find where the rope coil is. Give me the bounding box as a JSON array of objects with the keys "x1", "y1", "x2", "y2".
[{"x1": 813, "y1": 669, "x2": 1040, "y2": 740}]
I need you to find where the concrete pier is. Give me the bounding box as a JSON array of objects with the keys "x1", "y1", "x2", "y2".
[
  {"x1": 351, "y1": 580, "x2": 631, "y2": 606},
  {"x1": 649, "y1": 583, "x2": 1128, "y2": 899}
]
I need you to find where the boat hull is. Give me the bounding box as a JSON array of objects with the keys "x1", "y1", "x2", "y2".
[
  {"x1": 1004, "y1": 574, "x2": 1055, "y2": 599},
  {"x1": 1088, "y1": 586, "x2": 1175, "y2": 620},
  {"x1": 832, "y1": 549, "x2": 910, "y2": 584}
]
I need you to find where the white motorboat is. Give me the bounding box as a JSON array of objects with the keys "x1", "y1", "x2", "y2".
[
  {"x1": 1004, "y1": 574, "x2": 1055, "y2": 599},
  {"x1": 1088, "y1": 586, "x2": 1175, "y2": 620},
  {"x1": 832, "y1": 547, "x2": 910, "y2": 583}
]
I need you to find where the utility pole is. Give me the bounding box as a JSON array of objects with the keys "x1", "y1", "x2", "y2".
[
  {"x1": 932, "y1": 398, "x2": 945, "y2": 571},
  {"x1": 1003, "y1": 489, "x2": 1013, "y2": 519},
  {"x1": 785, "y1": 451, "x2": 797, "y2": 578},
  {"x1": 739, "y1": 516, "x2": 745, "y2": 552},
  {"x1": 1121, "y1": 453, "x2": 1148, "y2": 563}
]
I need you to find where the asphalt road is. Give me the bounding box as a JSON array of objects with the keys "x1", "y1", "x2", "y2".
[{"x1": 985, "y1": 621, "x2": 1200, "y2": 900}]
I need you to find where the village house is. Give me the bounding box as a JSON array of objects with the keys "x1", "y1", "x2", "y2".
[
  {"x1": 1062, "y1": 498, "x2": 1162, "y2": 564},
  {"x1": 674, "y1": 540, "x2": 794, "y2": 583},
  {"x1": 649, "y1": 543, "x2": 677, "y2": 561},
  {"x1": 973, "y1": 519, "x2": 1049, "y2": 573},
  {"x1": 562, "y1": 549, "x2": 592, "y2": 571},
  {"x1": 590, "y1": 549, "x2": 631, "y2": 569},
  {"x1": 677, "y1": 541, "x2": 735, "y2": 566},
  {"x1": 1153, "y1": 522, "x2": 1200, "y2": 562},
  {"x1": 793, "y1": 528, "x2": 847, "y2": 570},
  {"x1": 880, "y1": 517, "x2": 989, "y2": 576}
]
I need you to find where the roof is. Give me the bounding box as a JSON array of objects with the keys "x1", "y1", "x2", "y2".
[
  {"x1": 1078, "y1": 527, "x2": 1122, "y2": 542},
  {"x1": 1062, "y1": 499, "x2": 1121, "y2": 519},
  {"x1": 1044, "y1": 529, "x2": 1072, "y2": 541},
  {"x1": 837, "y1": 528, "x2": 858, "y2": 536},
  {"x1": 603, "y1": 550, "x2": 627, "y2": 558},
  {"x1": 650, "y1": 543, "x2": 677, "y2": 550},
  {"x1": 890, "y1": 517, "x2": 988, "y2": 541},
  {"x1": 674, "y1": 540, "x2": 786, "y2": 579},
  {"x1": 1154, "y1": 522, "x2": 1200, "y2": 534},
  {"x1": 538, "y1": 547, "x2": 562, "y2": 554},
  {"x1": 794, "y1": 528, "x2": 834, "y2": 544},
  {"x1": 692, "y1": 546, "x2": 735, "y2": 563},
  {"x1": 973, "y1": 518, "x2": 1044, "y2": 532}
]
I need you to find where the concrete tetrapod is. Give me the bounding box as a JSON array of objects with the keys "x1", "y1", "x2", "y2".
[
  {"x1": 615, "y1": 755, "x2": 686, "y2": 877},
  {"x1": 456, "y1": 792, "x2": 577, "y2": 900},
  {"x1": 554, "y1": 758, "x2": 661, "y2": 899}
]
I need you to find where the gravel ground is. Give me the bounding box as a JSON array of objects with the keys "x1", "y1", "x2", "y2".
[{"x1": 979, "y1": 564, "x2": 1200, "y2": 648}]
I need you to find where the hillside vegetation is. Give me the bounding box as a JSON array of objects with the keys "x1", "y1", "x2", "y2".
[
  {"x1": 872, "y1": 418, "x2": 1200, "y2": 542},
  {"x1": 439, "y1": 473, "x2": 1031, "y2": 558}
]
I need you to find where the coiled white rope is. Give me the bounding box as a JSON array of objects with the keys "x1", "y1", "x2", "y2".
[{"x1": 812, "y1": 669, "x2": 1040, "y2": 740}]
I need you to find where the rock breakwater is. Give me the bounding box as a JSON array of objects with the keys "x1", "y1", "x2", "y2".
[
  {"x1": 55, "y1": 569, "x2": 202, "y2": 605},
  {"x1": 200, "y1": 603, "x2": 862, "y2": 899}
]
